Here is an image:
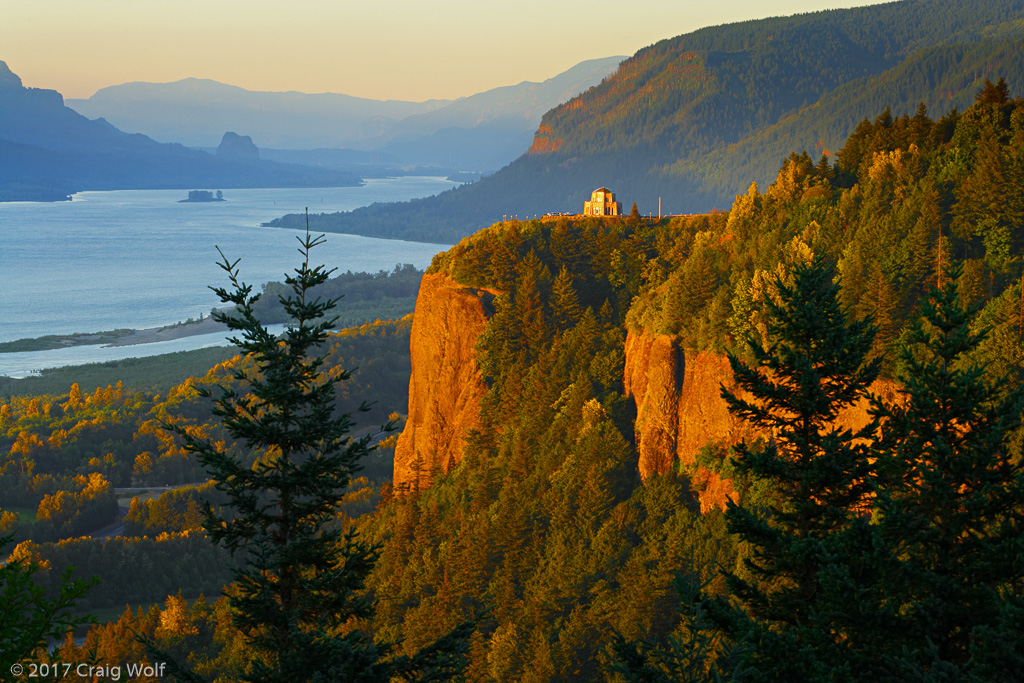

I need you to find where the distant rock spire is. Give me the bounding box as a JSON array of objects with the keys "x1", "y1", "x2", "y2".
[{"x1": 216, "y1": 131, "x2": 260, "y2": 161}]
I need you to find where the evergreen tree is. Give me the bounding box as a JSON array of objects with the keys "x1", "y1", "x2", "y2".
[
  {"x1": 551, "y1": 265, "x2": 583, "y2": 330},
  {"x1": 859, "y1": 264, "x2": 899, "y2": 361},
  {"x1": 514, "y1": 250, "x2": 551, "y2": 355},
  {"x1": 872, "y1": 273, "x2": 1024, "y2": 675},
  {"x1": 611, "y1": 257, "x2": 890, "y2": 680},
  {"x1": 909, "y1": 102, "x2": 932, "y2": 148},
  {"x1": 956, "y1": 130, "x2": 1017, "y2": 271},
  {"x1": 813, "y1": 156, "x2": 830, "y2": 185},
  {"x1": 700, "y1": 256, "x2": 890, "y2": 679},
  {"x1": 164, "y1": 231, "x2": 472, "y2": 682},
  {"x1": 612, "y1": 262, "x2": 1024, "y2": 681},
  {"x1": 976, "y1": 77, "x2": 1010, "y2": 106}
]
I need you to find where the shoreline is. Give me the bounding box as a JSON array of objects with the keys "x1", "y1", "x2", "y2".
[
  {"x1": 104, "y1": 317, "x2": 228, "y2": 347},
  {"x1": 0, "y1": 318, "x2": 229, "y2": 354}
]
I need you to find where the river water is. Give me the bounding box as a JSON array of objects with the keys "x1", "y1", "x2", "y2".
[{"x1": 0, "y1": 178, "x2": 456, "y2": 377}]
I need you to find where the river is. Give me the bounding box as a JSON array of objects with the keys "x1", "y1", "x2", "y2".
[{"x1": 0, "y1": 178, "x2": 457, "y2": 376}]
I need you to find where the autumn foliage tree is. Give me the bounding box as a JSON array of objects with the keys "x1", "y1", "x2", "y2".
[{"x1": 1, "y1": 534, "x2": 95, "y2": 674}]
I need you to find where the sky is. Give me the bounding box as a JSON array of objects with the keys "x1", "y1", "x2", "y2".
[{"x1": 2, "y1": 0, "x2": 895, "y2": 102}]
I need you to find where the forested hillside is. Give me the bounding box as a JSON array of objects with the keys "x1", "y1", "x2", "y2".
[
  {"x1": 355, "y1": 81, "x2": 1024, "y2": 679},
  {"x1": 270, "y1": 0, "x2": 1024, "y2": 243}
]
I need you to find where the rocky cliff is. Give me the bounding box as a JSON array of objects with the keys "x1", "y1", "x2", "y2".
[
  {"x1": 393, "y1": 273, "x2": 498, "y2": 491},
  {"x1": 216, "y1": 131, "x2": 260, "y2": 162},
  {"x1": 623, "y1": 329, "x2": 901, "y2": 511},
  {"x1": 395, "y1": 279, "x2": 898, "y2": 506},
  {"x1": 527, "y1": 124, "x2": 563, "y2": 155}
]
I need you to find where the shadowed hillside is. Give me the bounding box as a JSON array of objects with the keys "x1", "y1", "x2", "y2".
[{"x1": 0, "y1": 62, "x2": 360, "y2": 201}]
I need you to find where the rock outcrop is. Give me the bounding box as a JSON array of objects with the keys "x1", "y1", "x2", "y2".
[
  {"x1": 0, "y1": 60, "x2": 24, "y2": 90},
  {"x1": 624, "y1": 333, "x2": 746, "y2": 479},
  {"x1": 394, "y1": 289, "x2": 898, "y2": 508},
  {"x1": 393, "y1": 273, "x2": 499, "y2": 491},
  {"x1": 216, "y1": 131, "x2": 260, "y2": 161},
  {"x1": 527, "y1": 124, "x2": 563, "y2": 154},
  {"x1": 624, "y1": 329, "x2": 900, "y2": 510}
]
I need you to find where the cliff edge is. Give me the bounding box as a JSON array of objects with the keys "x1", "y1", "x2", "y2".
[
  {"x1": 393, "y1": 273, "x2": 498, "y2": 491},
  {"x1": 394, "y1": 285, "x2": 898, "y2": 506}
]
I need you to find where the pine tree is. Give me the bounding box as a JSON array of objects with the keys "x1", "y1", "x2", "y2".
[
  {"x1": 612, "y1": 263, "x2": 1024, "y2": 681},
  {"x1": 611, "y1": 257, "x2": 889, "y2": 680},
  {"x1": 701, "y1": 256, "x2": 888, "y2": 679},
  {"x1": 976, "y1": 77, "x2": 1010, "y2": 106},
  {"x1": 859, "y1": 264, "x2": 899, "y2": 361},
  {"x1": 551, "y1": 265, "x2": 582, "y2": 330},
  {"x1": 813, "y1": 153, "x2": 832, "y2": 183},
  {"x1": 956, "y1": 130, "x2": 1015, "y2": 271},
  {"x1": 871, "y1": 273, "x2": 1024, "y2": 674},
  {"x1": 909, "y1": 102, "x2": 933, "y2": 148},
  {"x1": 515, "y1": 250, "x2": 551, "y2": 355},
  {"x1": 164, "y1": 230, "x2": 472, "y2": 682}
]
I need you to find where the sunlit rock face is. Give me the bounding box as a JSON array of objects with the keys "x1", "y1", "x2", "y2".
[
  {"x1": 394, "y1": 279, "x2": 896, "y2": 510},
  {"x1": 623, "y1": 328, "x2": 899, "y2": 510},
  {"x1": 393, "y1": 272, "x2": 498, "y2": 492},
  {"x1": 625, "y1": 333, "x2": 752, "y2": 479}
]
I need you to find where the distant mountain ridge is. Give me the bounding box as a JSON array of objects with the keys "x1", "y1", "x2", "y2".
[
  {"x1": 68, "y1": 78, "x2": 449, "y2": 149},
  {"x1": 0, "y1": 61, "x2": 360, "y2": 201},
  {"x1": 268, "y1": 0, "x2": 1024, "y2": 243},
  {"x1": 67, "y1": 57, "x2": 625, "y2": 171}
]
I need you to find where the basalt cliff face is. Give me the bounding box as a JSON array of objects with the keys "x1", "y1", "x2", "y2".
[
  {"x1": 624, "y1": 333, "x2": 746, "y2": 480},
  {"x1": 527, "y1": 124, "x2": 563, "y2": 155},
  {"x1": 623, "y1": 329, "x2": 901, "y2": 510},
  {"x1": 393, "y1": 273, "x2": 498, "y2": 491},
  {"x1": 395, "y1": 276, "x2": 898, "y2": 504}
]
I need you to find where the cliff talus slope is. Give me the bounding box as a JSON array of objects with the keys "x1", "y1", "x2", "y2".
[{"x1": 393, "y1": 273, "x2": 498, "y2": 491}]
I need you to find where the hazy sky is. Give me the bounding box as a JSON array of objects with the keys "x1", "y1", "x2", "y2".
[{"x1": 3, "y1": 0, "x2": 894, "y2": 101}]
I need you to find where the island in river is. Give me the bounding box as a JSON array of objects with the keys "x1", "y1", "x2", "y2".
[{"x1": 179, "y1": 190, "x2": 225, "y2": 203}]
